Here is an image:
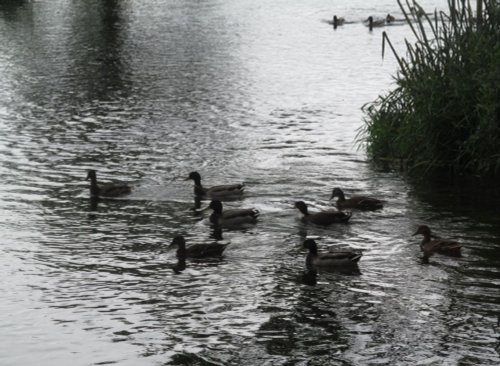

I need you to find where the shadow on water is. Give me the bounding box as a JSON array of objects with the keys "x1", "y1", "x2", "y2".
[{"x1": 66, "y1": 0, "x2": 131, "y2": 102}]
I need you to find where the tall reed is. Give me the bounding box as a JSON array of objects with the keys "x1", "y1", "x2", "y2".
[{"x1": 359, "y1": 0, "x2": 500, "y2": 177}]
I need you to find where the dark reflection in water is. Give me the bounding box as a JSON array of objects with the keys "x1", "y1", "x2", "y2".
[{"x1": 1, "y1": 0, "x2": 500, "y2": 365}]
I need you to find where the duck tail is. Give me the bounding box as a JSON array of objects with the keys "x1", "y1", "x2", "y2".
[{"x1": 343, "y1": 211, "x2": 353, "y2": 222}]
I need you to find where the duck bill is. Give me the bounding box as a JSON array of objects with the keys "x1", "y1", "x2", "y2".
[
  {"x1": 412, "y1": 230, "x2": 419, "y2": 236},
  {"x1": 329, "y1": 194, "x2": 334, "y2": 200}
]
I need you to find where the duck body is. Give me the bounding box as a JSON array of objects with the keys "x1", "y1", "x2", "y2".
[
  {"x1": 209, "y1": 200, "x2": 259, "y2": 227},
  {"x1": 295, "y1": 201, "x2": 351, "y2": 226},
  {"x1": 187, "y1": 171, "x2": 244, "y2": 199},
  {"x1": 367, "y1": 16, "x2": 385, "y2": 30},
  {"x1": 86, "y1": 170, "x2": 132, "y2": 198},
  {"x1": 413, "y1": 225, "x2": 462, "y2": 261},
  {"x1": 169, "y1": 235, "x2": 229, "y2": 259},
  {"x1": 303, "y1": 239, "x2": 362, "y2": 271},
  {"x1": 330, "y1": 188, "x2": 383, "y2": 211}
]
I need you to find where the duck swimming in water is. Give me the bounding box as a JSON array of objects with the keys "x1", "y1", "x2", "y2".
[
  {"x1": 208, "y1": 200, "x2": 259, "y2": 228},
  {"x1": 168, "y1": 235, "x2": 229, "y2": 259},
  {"x1": 303, "y1": 239, "x2": 362, "y2": 271},
  {"x1": 412, "y1": 225, "x2": 462, "y2": 262},
  {"x1": 330, "y1": 187, "x2": 383, "y2": 211},
  {"x1": 186, "y1": 171, "x2": 244, "y2": 199},
  {"x1": 295, "y1": 201, "x2": 351, "y2": 226},
  {"x1": 366, "y1": 16, "x2": 386, "y2": 30},
  {"x1": 86, "y1": 170, "x2": 132, "y2": 198}
]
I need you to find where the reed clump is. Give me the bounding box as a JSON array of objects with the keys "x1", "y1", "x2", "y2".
[{"x1": 359, "y1": 0, "x2": 500, "y2": 177}]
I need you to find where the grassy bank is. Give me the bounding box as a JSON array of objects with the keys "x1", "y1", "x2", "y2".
[{"x1": 359, "y1": 0, "x2": 500, "y2": 177}]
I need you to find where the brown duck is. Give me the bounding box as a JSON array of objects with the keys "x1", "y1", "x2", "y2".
[
  {"x1": 168, "y1": 235, "x2": 229, "y2": 259},
  {"x1": 330, "y1": 187, "x2": 383, "y2": 211},
  {"x1": 208, "y1": 200, "x2": 259, "y2": 227},
  {"x1": 303, "y1": 239, "x2": 362, "y2": 270},
  {"x1": 86, "y1": 170, "x2": 132, "y2": 198},
  {"x1": 186, "y1": 171, "x2": 244, "y2": 199},
  {"x1": 413, "y1": 225, "x2": 462, "y2": 261},
  {"x1": 295, "y1": 201, "x2": 351, "y2": 226}
]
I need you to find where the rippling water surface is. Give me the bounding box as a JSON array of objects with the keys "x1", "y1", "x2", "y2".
[{"x1": 1, "y1": 0, "x2": 499, "y2": 365}]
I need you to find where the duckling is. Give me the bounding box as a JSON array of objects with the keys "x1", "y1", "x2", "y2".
[
  {"x1": 303, "y1": 239, "x2": 362, "y2": 271},
  {"x1": 330, "y1": 187, "x2": 383, "y2": 211},
  {"x1": 208, "y1": 200, "x2": 259, "y2": 227},
  {"x1": 294, "y1": 201, "x2": 351, "y2": 226},
  {"x1": 186, "y1": 171, "x2": 244, "y2": 199},
  {"x1": 86, "y1": 170, "x2": 132, "y2": 198},
  {"x1": 168, "y1": 235, "x2": 229, "y2": 259},
  {"x1": 412, "y1": 225, "x2": 462, "y2": 262},
  {"x1": 367, "y1": 16, "x2": 385, "y2": 31}
]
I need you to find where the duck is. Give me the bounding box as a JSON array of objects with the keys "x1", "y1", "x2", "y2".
[
  {"x1": 386, "y1": 14, "x2": 396, "y2": 23},
  {"x1": 303, "y1": 239, "x2": 362, "y2": 271},
  {"x1": 332, "y1": 15, "x2": 345, "y2": 29},
  {"x1": 294, "y1": 201, "x2": 351, "y2": 226},
  {"x1": 366, "y1": 16, "x2": 385, "y2": 30},
  {"x1": 168, "y1": 235, "x2": 229, "y2": 259},
  {"x1": 186, "y1": 171, "x2": 244, "y2": 199},
  {"x1": 208, "y1": 200, "x2": 259, "y2": 227},
  {"x1": 330, "y1": 187, "x2": 383, "y2": 211},
  {"x1": 412, "y1": 225, "x2": 462, "y2": 262},
  {"x1": 86, "y1": 170, "x2": 132, "y2": 198}
]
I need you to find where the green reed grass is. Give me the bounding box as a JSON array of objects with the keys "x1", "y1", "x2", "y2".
[{"x1": 359, "y1": 0, "x2": 500, "y2": 177}]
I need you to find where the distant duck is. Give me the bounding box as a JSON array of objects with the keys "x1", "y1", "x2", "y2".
[
  {"x1": 186, "y1": 171, "x2": 244, "y2": 199},
  {"x1": 168, "y1": 235, "x2": 229, "y2": 259},
  {"x1": 386, "y1": 14, "x2": 396, "y2": 23},
  {"x1": 412, "y1": 225, "x2": 462, "y2": 262},
  {"x1": 333, "y1": 15, "x2": 345, "y2": 29},
  {"x1": 367, "y1": 16, "x2": 385, "y2": 30},
  {"x1": 294, "y1": 201, "x2": 351, "y2": 226},
  {"x1": 208, "y1": 200, "x2": 259, "y2": 227},
  {"x1": 86, "y1": 170, "x2": 132, "y2": 198},
  {"x1": 330, "y1": 188, "x2": 383, "y2": 211},
  {"x1": 303, "y1": 239, "x2": 362, "y2": 271}
]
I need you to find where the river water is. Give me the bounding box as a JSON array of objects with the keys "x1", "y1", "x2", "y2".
[{"x1": 1, "y1": 0, "x2": 499, "y2": 365}]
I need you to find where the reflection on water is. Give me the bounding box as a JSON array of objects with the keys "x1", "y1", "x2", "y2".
[{"x1": 1, "y1": 0, "x2": 500, "y2": 365}]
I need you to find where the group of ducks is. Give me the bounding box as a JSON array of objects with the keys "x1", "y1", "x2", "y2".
[
  {"x1": 326, "y1": 14, "x2": 399, "y2": 30},
  {"x1": 86, "y1": 169, "x2": 463, "y2": 275}
]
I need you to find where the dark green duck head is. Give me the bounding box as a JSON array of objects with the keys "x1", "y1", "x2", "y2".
[
  {"x1": 330, "y1": 187, "x2": 345, "y2": 201},
  {"x1": 209, "y1": 200, "x2": 223, "y2": 214},
  {"x1": 303, "y1": 239, "x2": 318, "y2": 254},
  {"x1": 186, "y1": 171, "x2": 202, "y2": 185},
  {"x1": 413, "y1": 225, "x2": 431, "y2": 238},
  {"x1": 294, "y1": 201, "x2": 309, "y2": 215}
]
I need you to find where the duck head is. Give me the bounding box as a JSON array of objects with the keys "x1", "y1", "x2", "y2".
[
  {"x1": 330, "y1": 187, "x2": 344, "y2": 200},
  {"x1": 168, "y1": 235, "x2": 186, "y2": 249},
  {"x1": 303, "y1": 239, "x2": 318, "y2": 252},
  {"x1": 294, "y1": 201, "x2": 308, "y2": 215},
  {"x1": 209, "y1": 200, "x2": 223, "y2": 214},
  {"x1": 413, "y1": 225, "x2": 431, "y2": 237},
  {"x1": 186, "y1": 171, "x2": 202, "y2": 184},
  {"x1": 86, "y1": 170, "x2": 97, "y2": 181}
]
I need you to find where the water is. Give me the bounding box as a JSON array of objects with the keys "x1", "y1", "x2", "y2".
[{"x1": 1, "y1": 0, "x2": 499, "y2": 365}]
